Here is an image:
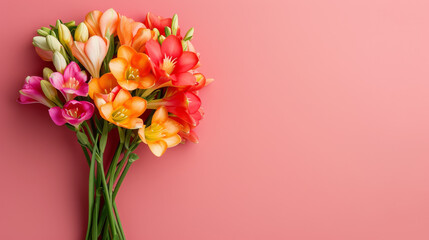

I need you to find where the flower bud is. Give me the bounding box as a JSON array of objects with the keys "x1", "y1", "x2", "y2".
[
  {"x1": 164, "y1": 26, "x2": 171, "y2": 36},
  {"x1": 75, "y1": 23, "x2": 89, "y2": 42},
  {"x1": 37, "y1": 29, "x2": 49, "y2": 37},
  {"x1": 53, "y1": 51, "x2": 67, "y2": 73},
  {"x1": 64, "y1": 21, "x2": 76, "y2": 28},
  {"x1": 41, "y1": 27, "x2": 51, "y2": 32},
  {"x1": 184, "y1": 28, "x2": 194, "y2": 41},
  {"x1": 58, "y1": 24, "x2": 72, "y2": 46},
  {"x1": 43, "y1": 67, "x2": 53, "y2": 80},
  {"x1": 153, "y1": 28, "x2": 160, "y2": 39},
  {"x1": 171, "y1": 14, "x2": 179, "y2": 35},
  {"x1": 40, "y1": 80, "x2": 59, "y2": 104},
  {"x1": 158, "y1": 35, "x2": 166, "y2": 44},
  {"x1": 46, "y1": 35, "x2": 62, "y2": 52},
  {"x1": 32, "y1": 36, "x2": 50, "y2": 51}
]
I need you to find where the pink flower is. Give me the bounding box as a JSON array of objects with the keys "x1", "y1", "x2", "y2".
[
  {"x1": 49, "y1": 62, "x2": 88, "y2": 101},
  {"x1": 49, "y1": 100, "x2": 94, "y2": 128},
  {"x1": 18, "y1": 76, "x2": 55, "y2": 107},
  {"x1": 145, "y1": 35, "x2": 199, "y2": 86}
]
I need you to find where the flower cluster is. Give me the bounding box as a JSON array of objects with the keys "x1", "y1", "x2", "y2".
[{"x1": 19, "y1": 9, "x2": 212, "y2": 157}]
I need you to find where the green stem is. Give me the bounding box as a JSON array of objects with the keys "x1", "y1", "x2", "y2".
[
  {"x1": 85, "y1": 144, "x2": 98, "y2": 240},
  {"x1": 97, "y1": 159, "x2": 119, "y2": 240},
  {"x1": 92, "y1": 178, "x2": 102, "y2": 239},
  {"x1": 114, "y1": 202, "x2": 126, "y2": 239}
]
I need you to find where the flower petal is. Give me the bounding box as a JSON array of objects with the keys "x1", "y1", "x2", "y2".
[
  {"x1": 84, "y1": 36, "x2": 108, "y2": 78},
  {"x1": 163, "y1": 135, "x2": 181, "y2": 148},
  {"x1": 118, "y1": 45, "x2": 136, "y2": 63},
  {"x1": 100, "y1": 102, "x2": 113, "y2": 120},
  {"x1": 174, "y1": 52, "x2": 199, "y2": 74},
  {"x1": 152, "y1": 106, "x2": 168, "y2": 124},
  {"x1": 49, "y1": 72, "x2": 65, "y2": 90},
  {"x1": 161, "y1": 35, "x2": 183, "y2": 59},
  {"x1": 113, "y1": 89, "x2": 131, "y2": 109},
  {"x1": 122, "y1": 117, "x2": 143, "y2": 129},
  {"x1": 148, "y1": 141, "x2": 167, "y2": 157},
  {"x1": 131, "y1": 53, "x2": 151, "y2": 76},
  {"x1": 63, "y1": 62, "x2": 81, "y2": 81},
  {"x1": 145, "y1": 39, "x2": 163, "y2": 65},
  {"x1": 124, "y1": 96, "x2": 147, "y2": 117},
  {"x1": 49, "y1": 107, "x2": 67, "y2": 126},
  {"x1": 171, "y1": 72, "x2": 196, "y2": 86},
  {"x1": 99, "y1": 8, "x2": 119, "y2": 37},
  {"x1": 137, "y1": 74, "x2": 156, "y2": 89},
  {"x1": 109, "y1": 58, "x2": 128, "y2": 81}
]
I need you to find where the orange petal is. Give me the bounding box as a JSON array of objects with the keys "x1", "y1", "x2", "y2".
[
  {"x1": 163, "y1": 119, "x2": 181, "y2": 136},
  {"x1": 85, "y1": 10, "x2": 102, "y2": 36},
  {"x1": 148, "y1": 141, "x2": 167, "y2": 157},
  {"x1": 122, "y1": 117, "x2": 144, "y2": 129},
  {"x1": 117, "y1": 78, "x2": 139, "y2": 91},
  {"x1": 100, "y1": 102, "x2": 113, "y2": 120},
  {"x1": 163, "y1": 135, "x2": 181, "y2": 148},
  {"x1": 131, "y1": 53, "x2": 151, "y2": 76},
  {"x1": 138, "y1": 126, "x2": 147, "y2": 143},
  {"x1": 137, "y1": 74, "x2": 156, "y2": 89},
  {"x1": 88, "y1": 77, "x2": 101, "y2": 99},
  {"x1": 124, "y1": 96, "x2": 147, "y2": 117},
  {"x1": 118, "y1": 45, "x2": 136, "y2": 63},
  {"x1": 113, "y1": 89, "x2": 131, "y2": 109},
  {"x1": 152, "y1": 106, "x2": 168, "y2": 124},
  {"x1": 109, "y1": 57, "x2": 128, "y2": 81},
  {"x1": 131, "y1": 28, "x2": 153, "y2": 52},
  {"x1": 117, "y1": 16, "x2": 133, "y2": 45},
  {"x1": 98, "y1": 73, "x2": 118, "y2": 92}
]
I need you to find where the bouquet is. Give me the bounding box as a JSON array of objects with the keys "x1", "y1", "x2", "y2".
[{"x1": 18, "y1": 9, "x2": 212, "y2": 239}]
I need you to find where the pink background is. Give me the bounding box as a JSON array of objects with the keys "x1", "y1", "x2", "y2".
[{"x1": 1, "y1": 0, "x2": 429, "y2": 239}]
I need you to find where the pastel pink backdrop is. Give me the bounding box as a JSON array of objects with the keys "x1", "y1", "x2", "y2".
[{"x1": 1, "y1": 0, "x2": 429, "y2": 239}]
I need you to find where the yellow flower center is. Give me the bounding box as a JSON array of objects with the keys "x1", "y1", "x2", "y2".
[
  {"x1": 63, "y1": 77, "x2": 80, "y2": 89},
  {"x1": 126, "y1": 66, "x2": 140, "y2": 81},
  {"x1": 111, "y1": 107, "x2": 129, "y2": 123},
  {"x1": 160, "y1": 55, "x2": 177, "y2": 75},
  {"x1": 145, "y1": 123, "x2": 166, "y2": 141}
]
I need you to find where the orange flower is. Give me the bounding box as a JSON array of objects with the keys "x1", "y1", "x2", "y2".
[
  {"x1": 85, "y1": 9, "x2": 119, "y2": 38},
  {"x1": 94, "y1": 89, "x2": 146, "y2": 129},
  {"x1": 138, "y1": 106, "x2": 182, "y2": 157},
  {"x1": 109, "y1": 46, "x2": 156, "y2": 91},
  {"x1": 117, "y1": 16, "x2": 155, "y2": 52},
  {"x1": 88, "y1": 73, "x2": 120, "y2": 101}
]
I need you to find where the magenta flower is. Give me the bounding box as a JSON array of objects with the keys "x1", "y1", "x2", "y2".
[
  {"x1": 18, "y1": 76, "x2": 55, "y2": 107},
  {"x1": 49, "y1": 100, "x2": 94, "y2": 128},
  {"x1": 49, "y1": 62, "x2": 89, "y2": 101}
]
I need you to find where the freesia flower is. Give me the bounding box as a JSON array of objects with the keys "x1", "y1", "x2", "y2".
[
  {"x1": 117, "y1": 15, "x2": 155, "y2": 52},
  {"x1": 49, "y1": 100, "x2": 94, "y2": 128},
  {"x1": 84, "y1": 8, "x2": 119, "y2": 38},
  {"x1": 138, "y1": 106, "x2": 181, "y2": 157},
  {"x1": 88, "y1": 73, "x2": 120, "y2": 101},
  {"x1": 71, "y1": 35, "x2": 108, "y2": 78},
  {"x1": 18, "y1": 76, "x2": 55, "y2": 107},
  {"x1": 49, "y1": 62, "x2": 88, "y2": 101},
  {"x1": 147, "y1": 88, "x2": 201, "y2": 126},
  {"x1": 109, "y1": 45, "x2": 156, "y2": 90},
  {"x1": 145, "y1": 35, "x2": 199, "y2": 86},
  {"x1": 95, "y1": 89, "x2": 146, "y2": 129}
]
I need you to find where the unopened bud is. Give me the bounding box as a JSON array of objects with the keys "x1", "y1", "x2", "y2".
[
  {"x1": 75, "y1": 23, "x2": 89, "y2": 42},
  {"x1": 46, "y1": 35, "x2": 62, "y2": 52},
  {"x1": 58, "y1": 24, "x2": 72, "y2": 46},
  {"x1": 32, "y1": 36, "x2": 50, "y2": 51},
  {"x1": 171, "y1": 14, "x2": 179, "y2": 35},
  {"x1": 40, "y1": 80, "x2": 59, "y2": 103},
  {"x1": 64, "y1": 21, "x2": 76, "y2": 28},
  {"x1": 184, "y1": 28, "x2": 194, "y2": 41},
  {"x1": 43, "y1": 67, "x2": 54, "y2": 80},
  {"x1": 158, "y1": 35, "x2": 166, "y2": 44},
  {"x1": 37, "y1": 29, "x2": 49, "y2": 37},
  {"x1": 53, "y1": 51, "x2": 67, "y2": 73}
]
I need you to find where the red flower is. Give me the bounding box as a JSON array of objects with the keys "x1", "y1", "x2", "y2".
[{"x1": 145, "y1": 35, "x2": 199, "y2": 86}]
